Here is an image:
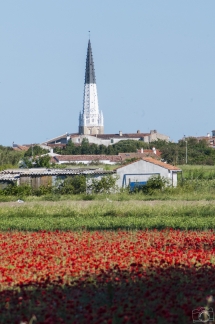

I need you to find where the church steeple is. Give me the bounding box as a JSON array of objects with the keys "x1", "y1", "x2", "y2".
[
  {"x1": 79, "y1": 39, "x2": 104, "y2": 135},
  {"x1": 85, "y1": 40, "x2": 96, "y2": 84}
]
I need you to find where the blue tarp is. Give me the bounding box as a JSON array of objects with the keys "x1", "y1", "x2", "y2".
[{"x1": 129, "y1": 181, "x2": 147, "y2": 191}]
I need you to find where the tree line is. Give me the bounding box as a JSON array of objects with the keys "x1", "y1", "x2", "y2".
[
  {"x1": 154, "y1": 138, "x2": 215, "y2": 165},
  {"x1": 1, "y1": 137, "x2": 215, "y2": 168},
  {"x1": 54, "y1": 138, "x2": 215, "y2": 165},
  {"x1": 54, "y1": 138, "x2": 149, "y2": 156}
]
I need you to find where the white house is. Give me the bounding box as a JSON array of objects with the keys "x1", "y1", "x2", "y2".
[
  {"x1": 115, "y1": 157, "x2": 181, "y2": 189},
  {"x1": 51, "y1": 155, "x2": 122, "y2": 165}
]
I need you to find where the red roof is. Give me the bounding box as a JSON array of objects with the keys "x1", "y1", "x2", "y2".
[
  {"x1": 136, "y1": 149, "x2": 162, "y2": 157},
  {"x1": 91, "y1": 133, "x2": 150, "y2": 140},
  {"x1": 116, "y1": 157, "x2": 181, "y2": 171},
  {"x1": 52, "y1": 155, "x2": 122, "y2": 163},
  {"x1": 119, "y1": 151, "x2": 160, "y2": 161},
  {"x1": 142, "y1": 157, "x2": 181, "y2": 171},
  {"x1": 13, "y1": 145, "x2": 29, "y2": 151},
  {"x1": 47, "y1": 143, "x2": 66, "y2": 148}
]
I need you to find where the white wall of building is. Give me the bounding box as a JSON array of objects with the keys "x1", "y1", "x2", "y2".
[
  {"x1": 116, "y1": 160, "x2": 179, "y2": 188},
  {"x1": 57, "y1": 159, "x2": 117, "y2": 165},
  {"x1": 71, "y1": 132, "x2": 169, "y2": 147}
]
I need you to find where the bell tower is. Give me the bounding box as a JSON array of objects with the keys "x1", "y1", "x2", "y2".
[{"x1": 79, "y1": 40, "x2": 104, "y2": 135}]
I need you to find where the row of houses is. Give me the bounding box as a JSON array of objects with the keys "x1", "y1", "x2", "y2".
[
  {"x1": 0, "y1": 158, "x2": 181, "y2": 191},
  {"x1": 50, "y1": 149, "x2": 161, "y2": 165},
  {"x1": 41, "y1": 130, "x2": 169, "y2": 147}
]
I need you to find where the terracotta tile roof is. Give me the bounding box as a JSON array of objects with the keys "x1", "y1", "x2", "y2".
[
  {"x1": 47, "y1": 143, "x2": 66, "y2": 148},
  {"x1": 118, "y1": 152, "x2": 160, "y2": 161},
  {"x1": 136, "y1": 149, "x2": 162, "y2": 157},
  {"x1": 142, "y1": 157, "x2": 181, "y2": 171},
  {"x1": 92, "y1": 133, "x2": 150, "y2": 140},
  {"x1": 50, "y1": 157, "x2": 56, "y2": 164},
  {"x1": 115, "y1": 157, "x2": 181, "y2": 171},
  {"x1": 13, "y1": 145, "x2": 29, "y2": 151},
  {"x1": 69, "y1": 133, "x2": 79, "y2": 138},
  {"x1": 53, "y1": 155, "x2": 122, "y2": 163}
]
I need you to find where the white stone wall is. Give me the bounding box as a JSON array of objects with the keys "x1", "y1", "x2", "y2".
[
  {"x1": 72, "y1": 133, "x2": 169, "y2": 147},
  {"x1": 71, "y1": 135, "x2": 110, "y2": 146},
  {"x1": 172, "y1": 172, "x2": 178, "y2": 187},
  {"x1": 57, "y1": 159, "x2": 118, "y2": 165}
]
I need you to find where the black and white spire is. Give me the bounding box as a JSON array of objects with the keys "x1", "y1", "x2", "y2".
[{"x1": 79, "y1": 39, "x2": 104, "y2": 135}]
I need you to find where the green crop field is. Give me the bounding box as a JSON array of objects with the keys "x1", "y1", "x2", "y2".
[{"x1": 1, "y1": 200, "x2": 215, "y2": 231}]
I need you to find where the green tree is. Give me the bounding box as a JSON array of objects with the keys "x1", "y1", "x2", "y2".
[
  {"x1": 56, "y1": 175, "x2": 86, "y2": 194},
  {"x1": 80, "y1": 138, "x2": 91, "y2": 154},
  {"x1": 0, "y1": 145, "x2": 24, "y2": 168},
  {"x1": 34, "y1": 155, "x2": 51, "y2": 168},
  {"x1": 150, "y1": 138, "x2": 215, "y2": 165},
  {"x1": 24, "y1": 145, "x2": 49, "y2": 158}
]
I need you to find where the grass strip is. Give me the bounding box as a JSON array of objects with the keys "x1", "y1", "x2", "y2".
[{"x1": 1, "y1": 201, "x2": 215, "y2": 231}]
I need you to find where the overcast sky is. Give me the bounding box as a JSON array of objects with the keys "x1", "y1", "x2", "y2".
[{"x1": 1, "y1": 1, "x2": 215, "y2": 146}]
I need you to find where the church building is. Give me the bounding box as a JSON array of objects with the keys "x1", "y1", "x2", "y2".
[
  {"x1": 79, "y1": 40, "x2": 104, "y2": 135},
  {"x1": 40, "y1": 39, "x2": 170, "y2": 147}
]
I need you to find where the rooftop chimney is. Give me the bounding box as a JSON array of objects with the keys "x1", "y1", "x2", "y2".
[
  {"x1": 150, "y1": 130, "x2": 157, "y2": 134},
  {"x1": 119, "y1": 131, "x2": 122, "y2": 137},
  {"x1": 137, "y1": 130, "x2": 140, "y2": 134},
  {"x1": 152, "y1": 147, "x2": 156, "y2": 155}
]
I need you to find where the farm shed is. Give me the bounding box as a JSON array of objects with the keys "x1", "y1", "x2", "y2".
[
  {"x1": 0, "y1": 174, "x2": 19, "y2": 189},
  {"x1": 115, "y1": 158, "x2": 181, "y2": 189},
  {"x1": 0, "y1": 168, "x2": 116, "y2": 190}
]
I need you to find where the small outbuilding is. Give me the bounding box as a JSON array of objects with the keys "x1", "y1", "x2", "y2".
[
  {"x1": 0, "y1": 168, "x2": 115, "y2": 190},
  {"x1": 115, "y1": 157, "x2": 181, "y2": 189}
]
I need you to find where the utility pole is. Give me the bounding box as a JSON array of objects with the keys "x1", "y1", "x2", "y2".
[{"x1": 184, "y1": 136, "x2": 188, "y2": 164}]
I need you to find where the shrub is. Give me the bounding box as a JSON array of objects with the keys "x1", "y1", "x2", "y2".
[
  {"x1": 32, "y1": 185, "x2": 53, "y2": 196},
  {"x1": 135, "y1": 175, "x2": 169, "y2": 195},
  {"x1": 56, "y1": 175, "x2": 86, "y2": 195},
  {"x1": 82, "y1": 194, "x2": 96, "y2": 200},
  {"x1": 0, "y1": 184, "x2": 32, "y2": 197},
  {"x1": 89, "y1": 175, "x2": 118, "y2": 194}
]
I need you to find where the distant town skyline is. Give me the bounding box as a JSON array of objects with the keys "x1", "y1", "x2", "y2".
[{"x1": 1, "y1": 1, "x2": 215, "y2": 146}]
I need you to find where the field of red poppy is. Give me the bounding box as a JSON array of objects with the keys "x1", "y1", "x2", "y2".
[{"x1": 0, "y1": 229, "x2": 215, "y2": 323}]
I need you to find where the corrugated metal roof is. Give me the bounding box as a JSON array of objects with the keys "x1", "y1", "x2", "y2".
[
  {"x1": 0, "y1": 168, "x2": 115, "y2": 178},
  {"x1": 0, "y1": 174, "x2": 19, "y2": 181}
]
